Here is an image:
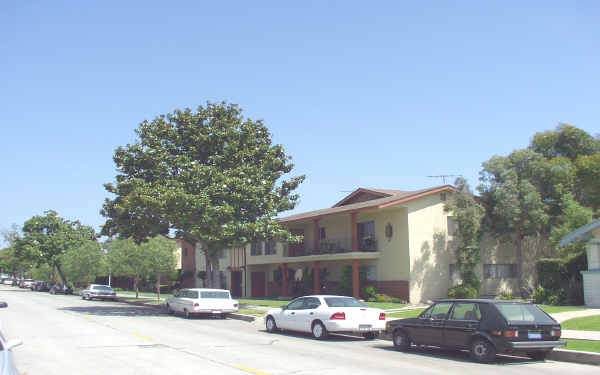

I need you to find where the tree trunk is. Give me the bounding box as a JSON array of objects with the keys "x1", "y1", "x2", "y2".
[
  {"x1": 515, "y1": 222, "x2": 524, "y2": 296},
  {"x1": 55, "y1": 263, "x2": 68, "y2": 286},
  {"x1": 205, "y1": 253, "x2": 221, "y2": 289},
  {"x1": 134, "y1": 275, "x2": 139, "y2": 298},
  {"x1": 156, "y1": 272, "x2": 161, "y2": 301}
]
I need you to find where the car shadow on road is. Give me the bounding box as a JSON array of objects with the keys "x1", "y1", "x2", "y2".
[
  {"x1": 59, "y1": 305, "x2": 167, "y2": 317},
  {"x1": 373, "y1": 344, "x2": 541, "y2": 366},
  {"x1": 259, "y1": 330, "x2": 366, "y2": 342}
]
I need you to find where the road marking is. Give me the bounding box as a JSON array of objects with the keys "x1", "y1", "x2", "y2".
[
  {"x1": 133, "y1": 333, "x2": 154, "y2": 341},
  {"x1": 234, "y1": 365, "x2": 269, "y2": 375},
  {"x1": 84, "y1": 316, "x2": 95, "y2": 322}
]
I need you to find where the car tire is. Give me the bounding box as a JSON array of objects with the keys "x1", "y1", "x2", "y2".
[
  {"x1": 266, "y1": 316, "x2": 278, "y2": 333},
  {"x1": 311, "y1": 321, "x2": 328, "y2": 340},
  {"x1": 362, "y1": 332, "x2": 377, "y2": 340},
  {"x1": 392, "y1": 330, "x2": 411, "y2": 351},
  {"x1": 470, "y1": 338, "x2": 496, "y2": 363},
  {"x1": 528, "y1": 351, "x2": 550, "y2": 361},
  {"x1": 166, "y1": 304, "x2": 174, "y2": 315}
]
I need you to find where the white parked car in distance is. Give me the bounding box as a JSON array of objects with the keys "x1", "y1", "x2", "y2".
[
  {"x1": 265, "y1": 295, "x2": 386, "y2": 340},
  {"x1": 166, "y1": 288, "x2": 239, "y2": 319}
]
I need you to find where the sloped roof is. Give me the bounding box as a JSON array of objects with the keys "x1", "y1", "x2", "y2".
[
  {"x1": 279, "y1": 185, "x2": 455, "y2": 223},
  {"x1": 559, "y1": 218, "x2": 600, "y2": 247}
]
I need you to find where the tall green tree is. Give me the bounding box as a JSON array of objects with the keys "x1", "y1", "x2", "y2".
[
  {"x1": 106, "y1": 238, "x2": 147, "y2": 298},
  {"x1": 478, "y1": 149, "x2": 549, "y2": 293},
  {"x1": 101, "y1": 102, "x2": 305, "y2": 287},
  {"x1": 60, "y1": 240, "x2": 107, "y2": 287},
  {"x1": 141, "y1": 236, "x2": 177, "y2": 300},
  {"x1": 1, "y1": 225, "x2": 33, "y2": 277},
  {"x1": 16, "y1": 211, "x2": 96, "y2": 284},
  {"x1": 444, "y1": 178, "x2": 484, "y2": 291}
]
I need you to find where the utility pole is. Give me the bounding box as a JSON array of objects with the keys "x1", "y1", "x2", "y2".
[{"x1": 427, "y1": 175, "x2": 462, "y2": 185}]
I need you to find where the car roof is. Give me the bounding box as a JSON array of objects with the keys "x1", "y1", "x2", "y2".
[
  {"x1": 433, "y1": 298, "x2": 534, "y2": 304},
  {"x1": 293, "y1": 295, "x2": 357, "y2": 299},
  {"x1": 182, "y1": 288, "x2": 230, "y2": 292}
]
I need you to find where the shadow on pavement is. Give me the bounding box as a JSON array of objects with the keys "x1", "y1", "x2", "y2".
[
  {"x1": 373, "y1": 344, "x2": 541, "y2": 365},
  {"x1": 259, "y1": 329, "x2": 365, "y2": 342},
  {"x1": 59, "y1": 305, "x2": 167, "y2": 317}
]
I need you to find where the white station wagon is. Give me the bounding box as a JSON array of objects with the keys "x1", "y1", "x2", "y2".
[
  {"x1": 166, "y1": 288, "x2": 239, "y2": 319},
  {"x1": 265, "y1": 295, "x2": 386, "y2": 339}
]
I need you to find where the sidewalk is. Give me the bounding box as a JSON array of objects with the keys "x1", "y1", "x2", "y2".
[{"x1": 549, "y1": 309, "x2": 600, "y2": 341}]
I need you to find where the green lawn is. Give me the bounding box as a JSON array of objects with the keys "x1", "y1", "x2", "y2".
[
  {"x1": 238, "y1": 299, "x2": 289, "y2": 308},
  {"x1": 565, "y1": 339, "x2": 600, "y2": 353},
  {"x1": 118, "y1": 296, "x2": 165, "y2": 305},
  {"x1": 562, "y1": 315, "x2": 600, "y2": 331},
  {"x1": 117, "y1": 290, "x2": 174, "y2": 299},
  {"x1": 237, "y1": 308, "x2": 267, "y2": 317},
  {"x1": 537, "y1": 305, "x2": 586, "y2": 314},
  {"x1": 387, "y1": 309, "x2": 426, "y2": 319},
  {"x1": 365, "y1": 302, "x2": 409, "y2": 310}
]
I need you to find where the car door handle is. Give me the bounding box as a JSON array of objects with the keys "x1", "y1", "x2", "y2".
[
  {"x1": 310, "y1": 312, "x2": 314, "y2": 315},
  {"x1": 291, "y1": 312, "x2": 295, "y2": 315}
]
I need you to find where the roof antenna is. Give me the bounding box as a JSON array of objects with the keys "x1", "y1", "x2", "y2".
[{"x1": 427, "y1": 175, "x2": 462, "y2": 185}]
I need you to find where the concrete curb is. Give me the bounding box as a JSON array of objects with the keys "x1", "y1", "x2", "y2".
[
  {"x1": 227, "y1": 313, "x2": 259, "y2": 322},
  {"x1": 549, "y1": 349, "x2": 600, "y2": 366}
]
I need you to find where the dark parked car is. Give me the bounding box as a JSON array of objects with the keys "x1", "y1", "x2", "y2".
[
  {"x1": 49, "y1": 284, "x2": 73, "y2": 295},
  {"x1": 32, "y1": 281, "x2": 51, "y2": 292},
  {"x1": 386, "y1": 299, "x2": 566, "y2": 363}
]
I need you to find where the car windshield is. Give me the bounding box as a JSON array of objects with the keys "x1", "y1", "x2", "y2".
[
  {"x1": 200, "y1": 291, "x2": 230, "y2": 299},
  {"x1": 92, "y1": 286, "x2": 113, "y2": 291},
  {"x1": 324, "y1": 297, "x2": 367, "y2": 308},
  {"x1": 496, "y1": 303, "x2": 555, "y2": 324}
]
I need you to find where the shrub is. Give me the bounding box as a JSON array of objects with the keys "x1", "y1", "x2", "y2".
[
  {"x1": 375, "y1": 293, "x2": 390, "y2": 302},
  {"x1": 498, "y1": 291, "x2": 513, "y2": 300},
  {"x1": 448, "y1": 285, "x2": 478, "y2": 299},
  {"x1": 361, "y1": 286, "x2": 377, "y2": 300}
]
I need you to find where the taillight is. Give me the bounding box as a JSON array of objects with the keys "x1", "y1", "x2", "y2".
[
  {"x1": 551, "y1": 329, "x2": 561, "y2": 337},
  {"x1": 233, "y1": 303, "x2": 239, "y2": 308},
  {"x1": 194, "y1": 303, "x2": 199, "y2": 307},
  {"x1": 379, "y1": 313, "x2": 386, "y2": 320},
  {"x1": 330, "y1": 312, "x2": 346, "y2": 320},
  {"x1": 504, "y1": 330, "x2": 519, "y2": 338}
]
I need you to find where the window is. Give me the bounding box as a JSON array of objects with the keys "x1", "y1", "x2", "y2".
[
  {"x1": 357, "y1": 221, "x2": 376, "y2": 251},
  {"x1": 251, "y1": 242, "x2": 263, "y2": 256},
  {"x1": 183, "y1": 247, "x2": 188, "y2": 256},
  {"x1": 449, "y1": 264, "x2": 460, "y2": 282},
  {"x1": 483, "y1": 264, "x2": 517, "y2": 279},
  {"x1": 496, "y1": 303, "x2": 555, "y2": 324},
  {"x1": 303, "y1": 297, "x2": 321, "y2": 309},
  {"x1": 450, "y1": 303, "x2": 482, "y2": 321},
  {"x1": 447, "y1": 216, "x2": 457, "y2": 236},
  {"x1": 219, "y1": 248, "x2": 227, "y2": 259},
  {"x1": 319, "y1": 227, "x2": 326, "y2": 240},
  {"x1": 420, "y1": 302, "x2": 452, "y2": 320},
  {"x1": 200, "y1": 291, "x2": 230, "y2": 299},
  {"x1": 286, "y1": 298, "x2": 305, "y2": 310},
  {"x1": 324, "y1": 297, "x2": 366, "y2": 308},
  {"x1": 264, "y1": 241, "x2": 277, "y2": 255}
]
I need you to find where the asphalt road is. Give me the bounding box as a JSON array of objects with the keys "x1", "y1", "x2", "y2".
[{"x1": 0, "y1": 285, "x2": 597, "y2": 375}]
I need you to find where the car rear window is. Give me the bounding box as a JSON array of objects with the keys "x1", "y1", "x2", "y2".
[
  {"x1": 92, "y1": 285, "x2": 114, "y2": 291},
  {"x1": 324, "y1": 297, "x2": 366, "y2": 307},
  {"x1": 495, "y1": 303, "x2": 555, "y2": 324},
  {"x1": 200, "y1": 291, "x2": 230, "y2": 299}
]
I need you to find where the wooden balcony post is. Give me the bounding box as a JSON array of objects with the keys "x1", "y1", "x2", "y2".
[
  {"x1": 282, "y1": 263, "x2": 288, "y2": 297},
  {"x1": 351, "y1": 212, "x2": 358, "y2": 252},
  {"x1": 314, "y1": 261, "x2": 320, "y2": 294},
  {"x1": 352, "y1": 259, "x2": 359, "y2": 298},
  {"x1": 313, "y1": 219, "x2": 320, "y2": 253}
]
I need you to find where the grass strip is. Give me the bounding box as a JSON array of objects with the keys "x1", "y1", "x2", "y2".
[
  {"x1": 561, "y1": 315, "x2": 600, "y2": 331},
  {"x1": 564, "y1": 339, "x2": 600, "y2": 353}
]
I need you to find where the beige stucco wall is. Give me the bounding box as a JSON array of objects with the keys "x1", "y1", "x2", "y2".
[{"x1": 406, "y1": 193, "x2": 453, "y2": 304}]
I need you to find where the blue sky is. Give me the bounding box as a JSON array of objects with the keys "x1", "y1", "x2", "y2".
[{"x1": 1, "y1": 1, "x2": 598, "y2": 245}]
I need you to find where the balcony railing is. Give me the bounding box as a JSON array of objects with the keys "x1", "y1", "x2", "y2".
[{"x1": 283, "y1": 236, "x2": 378, "y2": 257}]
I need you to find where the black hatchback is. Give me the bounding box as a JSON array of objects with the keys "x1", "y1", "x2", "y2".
[{"x1": 386, "y1": 299, "x2": 566, "y2": 363}]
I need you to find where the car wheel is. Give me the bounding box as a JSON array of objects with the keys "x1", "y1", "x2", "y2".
[
  {"x1": 311, "y1": 321, "x2": 328, "y2": 340},
  {"x1": 220, "y1": 314, "x2": 227, "y2": 319},
  {"x1": 362, "y1": 332, "x2": 377, "y2": 340},
  {"x1": 266, "y1": 316, "x2": 278, "y2": 333},
  {"x1": 166, "y1": 304, "x2": 174, "y2": 315},
  {"x1": 528, "y1": 351, "x2": 550, "y2": 361},
  {"x1": 184, "y1": 309, "x2": 191, "y2": 319},
  {"x1": 392, "y1": 330, "x2": 411, "y2": 351},
  {"x1": 470, "y1": 338, "x2": 496, "y2": 363}
]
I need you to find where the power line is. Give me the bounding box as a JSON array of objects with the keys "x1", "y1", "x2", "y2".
[{"x1": 426, "y1": 175, "x2": 462, "y2": 185}]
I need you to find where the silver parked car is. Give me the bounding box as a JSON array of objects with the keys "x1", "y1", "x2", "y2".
[{"x1": 81, "y1": 284, "x2": 117, "y2": 301}]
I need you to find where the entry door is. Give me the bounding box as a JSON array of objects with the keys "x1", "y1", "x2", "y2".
[
  {"x1": 288, "y1": 228, "x2": 304, "y2": 256},
  {"x1": 231, "y1": 271, "x2": 243, "y2": 297},
  {"x1": 251, "y1": 272, "x2": 266, "y2": 298}
]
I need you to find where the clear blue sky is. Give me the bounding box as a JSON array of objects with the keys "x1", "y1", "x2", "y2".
[{"x1": 1, "y1": 1, "x2": 598, "y2": 245}]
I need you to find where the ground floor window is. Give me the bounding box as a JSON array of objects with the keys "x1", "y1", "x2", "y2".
[{"x1": 483, "y1": 264, "x2": 517, "y2": 279}]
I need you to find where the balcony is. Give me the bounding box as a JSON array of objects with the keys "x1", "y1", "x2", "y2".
[{"x1": 284, "y1": 236, "x2": 378, "y2": 257}]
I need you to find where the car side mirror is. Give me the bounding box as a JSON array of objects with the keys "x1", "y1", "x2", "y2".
[
  {"x1": 6, "y1": 338, "x2": 23, "y2": 350},
  {"x1": 0, "y1": 301, "x2": 7, "y2": 308},
  {"x1": 281, "y1": 305, "x2": 287, "y2": 311}
]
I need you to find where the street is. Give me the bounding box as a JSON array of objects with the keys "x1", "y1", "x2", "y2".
[{"x1": 0, "y1": 285, "x2": 597, "y2": 375}]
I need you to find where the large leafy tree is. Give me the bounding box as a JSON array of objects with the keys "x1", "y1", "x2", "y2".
[
  {"x1": 107, "y1": 238, "x2": 146, "y2": 297},
  {"x1": 60, "y1": 240, "x2": 107, "y2": 287},
  {"x1": 1, "y1": 225, "x2": 33, "y2": 277},
  {"x1": 444, "y1": 178, "x2": 484, "y2": 291},
  {"x1": 101, "y1": 102, "x2": 304, "y2": 287},
  {"x1": 141, "y1": 236, "x2": 177, "y2": 300},
  {"x1": 16, "y1": 211, "x2": 96, "y2": 284}
]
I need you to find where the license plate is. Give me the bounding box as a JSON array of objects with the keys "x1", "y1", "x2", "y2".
[
  {"x1": 359, "y1": 324, "x2": 372, "y2": 331},
  {"x1": 528, "y1": 331, "x2": 542, "y2": 340},
  {"x1": 212, "y1": 310, "x2": 222, "y2": 314}
]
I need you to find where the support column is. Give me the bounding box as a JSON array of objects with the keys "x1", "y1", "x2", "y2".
[
  {"x1": 314, "y1": 261, "x2": 320, "y2": 294},
  {"x1": 352, "y1": 259, "x2": 359, "y2": 299},
  {"x1": 351, "y1": 212, "x2": 358, "y2": 252},
  {"x1": 282, "y1": 263, "x2": 288, "y2": 297},
  {"x1": 313, "y1": 219, "x2": 320, "y2": 253}
]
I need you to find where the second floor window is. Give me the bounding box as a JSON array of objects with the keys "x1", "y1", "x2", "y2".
[
  {"x1": 264, "y1": 241, "x2": 277, "y2": 255},
  {"x1": 251, "y1": 242, "x2": 263, "y2": 256},
  {"x1": 357, "y1": 221, "x2": 376, "y2": 251}
]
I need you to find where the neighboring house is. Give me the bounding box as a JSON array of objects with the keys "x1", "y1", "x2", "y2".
[
  {"x1": 172, "y1": 239, "x2": 197, "y2": 288},
  {"x1": 560, "y1": 218, "x2": 600, "y2": 307},
  {"x1": 194, "y1": 185, "x2": 531, "y2": 303}
]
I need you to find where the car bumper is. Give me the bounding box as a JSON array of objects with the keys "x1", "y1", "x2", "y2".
[
  {"x1": 507, "y1": 340, "x2": 567, "y2": 350},
  {"x1": 325, "y1": 320, "x2": 386, "y2": 333},
  {"x1": 193, "y1": 309, "x2": 238, "y2": 314}
]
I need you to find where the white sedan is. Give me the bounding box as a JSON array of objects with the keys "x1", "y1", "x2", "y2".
[
  {"x1": 166, "y1": 288, "x2": 239, "y2": 319},
  {"x1": 265, "y1": 295, "x2": 386, "y2": 340}
]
